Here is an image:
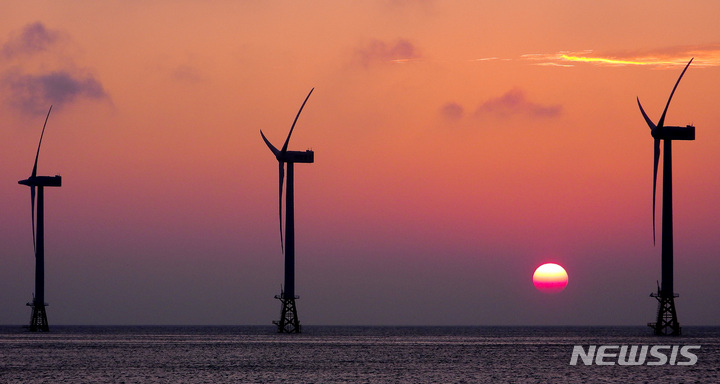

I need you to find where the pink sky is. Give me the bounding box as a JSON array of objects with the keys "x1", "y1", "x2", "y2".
[{"x1": 1, "y1": 1, "x2": 720, "y2": 326}]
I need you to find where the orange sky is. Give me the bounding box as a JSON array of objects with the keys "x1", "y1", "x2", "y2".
[{"x1": 1, "y1": 1, "x2": 720, "y2": 326}]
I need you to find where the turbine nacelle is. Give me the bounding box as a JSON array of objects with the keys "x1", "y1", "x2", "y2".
[
  {"x1": 18, "y1": 175, "x2": 62, "y2": 187},
  {"x1": 651, "y1": 125, "x2": 695, "y2": 141},
  {"x1": 280, "y1": 150, "x2": 314, "y2": 164}
]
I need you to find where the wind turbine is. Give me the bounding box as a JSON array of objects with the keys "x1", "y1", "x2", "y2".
[
  {"x1": 18, "y1": 106, "x2": 62, "y2": 332},
  {"x1": 637, "y1": 58, "x2": 695, "y2": 336},
  {"x1": 261, "y1": 88, "x2": 315, "y2": 333}
]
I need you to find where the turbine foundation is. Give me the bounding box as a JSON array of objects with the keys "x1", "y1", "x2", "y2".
[
  {"x1": 273, "y1": 293, "x2": 300, "y2": 333},
  {"x1": 649, "y1": 290, "x2": 681, "y2": 336},
  {"x1": 27, "y1": 301, "x2": 49, "y2": 332}
]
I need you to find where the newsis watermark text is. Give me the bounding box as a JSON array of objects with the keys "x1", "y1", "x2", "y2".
[{"x1": 570, "y1": 345, "x2": 700, "y2": 366}]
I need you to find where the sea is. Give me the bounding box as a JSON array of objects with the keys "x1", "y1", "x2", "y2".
[{"x1": 0, "y1": 325, "x2": 718, "y2": 383}]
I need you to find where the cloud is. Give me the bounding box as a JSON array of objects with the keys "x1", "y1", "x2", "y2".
[
  {"x1": 523, "y1": 44, "x2": 720, "y2": 68},
  {"x1": 2, "y1": 70, "x2": 108, "y2": 115},
  {"x1": 474, "y1": 88, "x2": 561, "y2": 119},
  {"x1": 0, "y1": 22, "x2": 109, "y2": 115},
  {"x1": 469, "y1": 57, "x2": 501, "y2": 62},
  {"x1": 440, "y1": 102, "x2": 464, "y2": 120},
  {"x1": 1, "y1": 22, "x2": 60, "y2": 59},
  {"x1": 354, "y1": 38, "x2": 420, "y2": 67},
  {"x1": 172, "y1": 64, "x2": 204, "y2": 83}
]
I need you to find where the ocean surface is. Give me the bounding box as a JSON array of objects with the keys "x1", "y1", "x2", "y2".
[{"x1": 1, "y1": 325, "x2": 718, "y2": 383}]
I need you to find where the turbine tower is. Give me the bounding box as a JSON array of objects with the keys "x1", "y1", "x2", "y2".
[
  {"x1": 637, "y1": 58, "x2": 695, "y2": 336},
  {"x1": 18, "y1": 106, "x2": 62, "y2": 332},
  {"x1": 261, "y1": 88, "x2": 315, "y2": 333}
]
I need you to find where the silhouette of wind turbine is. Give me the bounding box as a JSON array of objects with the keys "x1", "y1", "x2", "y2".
[
  {"x1": 261, "y1": 88, "x2": 315, "y2": 333},
  {"x1": 18, "y1": 106, "x2": 62, "y2": 332},
  {"x1": 637, "y1": 58, "x2": 695, "y2": 336}
]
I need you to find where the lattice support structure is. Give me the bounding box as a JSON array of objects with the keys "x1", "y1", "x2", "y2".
[
  {"x1": 27, "y1": 302, "x2": 49, "y2": 332},
  {"x1": 648, "y1": 290, "x2": 681, "y2": 336},
  {"x1": 273, "y1": 294, "x2": 300, "y2": 334}
]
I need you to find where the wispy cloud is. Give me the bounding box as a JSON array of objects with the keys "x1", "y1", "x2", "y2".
[
  {"x1": 354, "y1": 38, "x2": 421, "y2": 68},
  {"x1": 474, "y1": 88, "x2": 561, "y2": 119},
  {"x1": 468, "y1": 57, "x2": 502, "y2": 62},
  {"x1": 2, "y1": 70, "x2": 107, "y2": 115},
  {"x1": 440, "y1": 89, "x2": 561, "y2": 123},
  {"x1": 523, "y1": 44, "x2": 720, "y2": 68},
  {"x1": 1, "y1": 22, "x2": 60, "y2": 59},
  {"x1": 0, "y1": 22, "x2": 109, "y2": 115},
  {"x1": 440, "y1": 102, "x2": 464, "y2": 120},
  {"x1": 172, "y1": 64, "x2": 204, "y2": 83}
]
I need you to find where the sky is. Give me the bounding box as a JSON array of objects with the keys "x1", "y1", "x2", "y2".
[{"x1": 1, "y1": 0, "x2": 719, "y2": 327}]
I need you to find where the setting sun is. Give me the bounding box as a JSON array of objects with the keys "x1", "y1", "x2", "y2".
[{"x1": 532, "y1": 263, "x2": 568, "y2": 293}]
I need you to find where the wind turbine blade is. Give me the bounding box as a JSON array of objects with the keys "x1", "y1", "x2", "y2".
[
  {"x1": 260, "y1": 130, "x2": 280, "y2": 156},
  {"x1": 31, "y1": 186, "x2": 36, "y2": 256},
  {"x1": 638, "y1": 97, "x2": 659, "y2": 244},
  {"x1": 657, "y1": 58, "x2": 693, "y2": 129},
  {"x1": 32, "y1": 106, "x2": 53, "y2": 178},
  {"x1": 652, "y1": 138, "x2": 660, "y2": 245},
  {"x1": 281, "y1": 88, "x2": 314, "y2": 153},
  {"x1": 637, "y1": 98, "x2": 656, "y2": 130},
  {"x1": 278, "y1": 161, "x2": 285, "y2": 253}
]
